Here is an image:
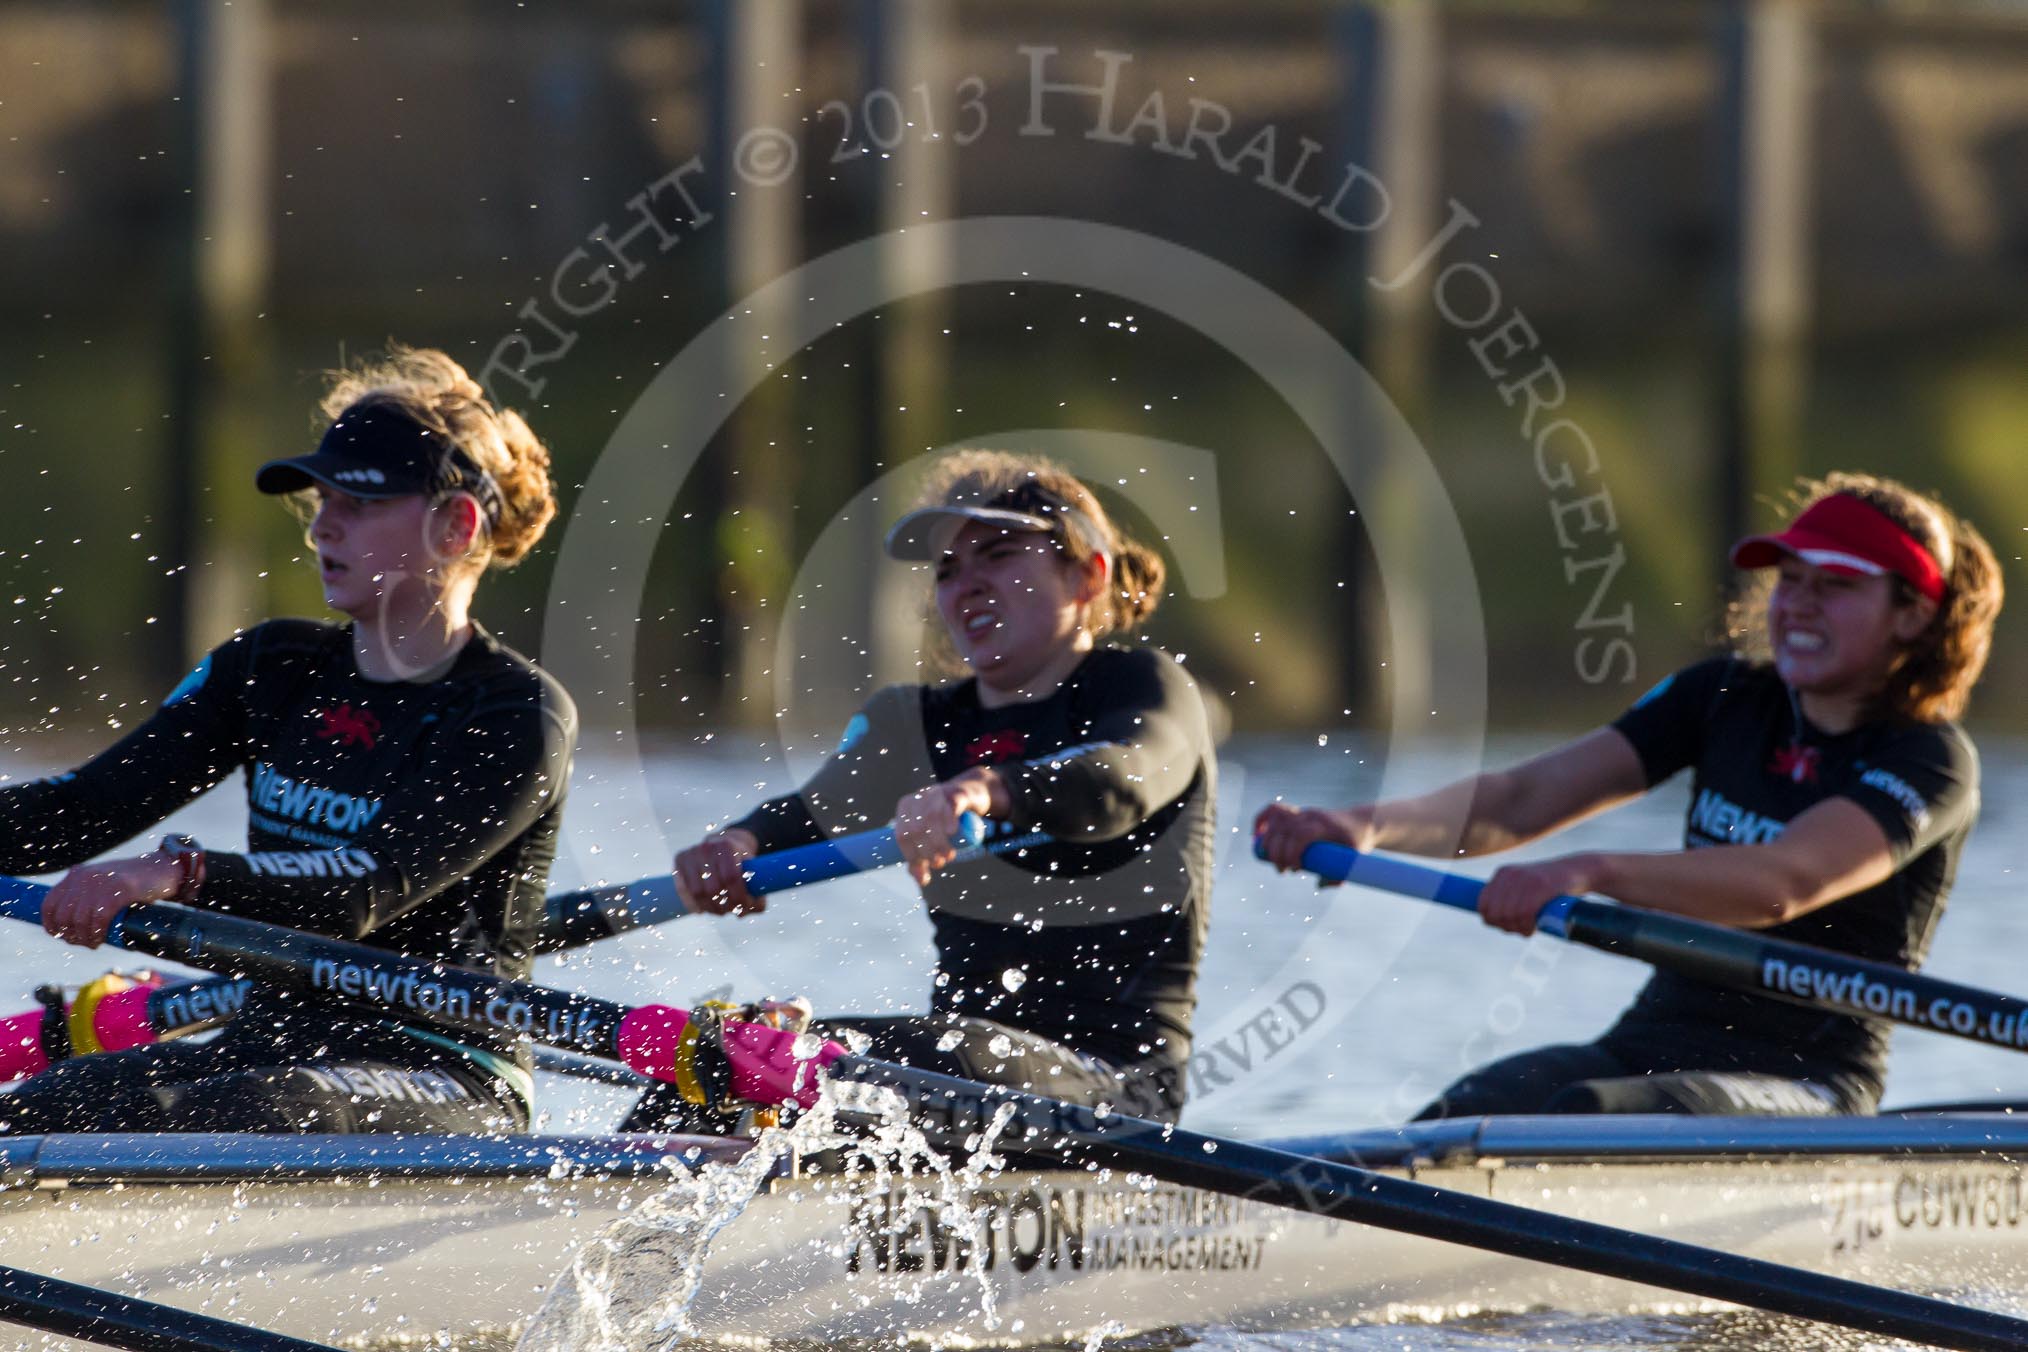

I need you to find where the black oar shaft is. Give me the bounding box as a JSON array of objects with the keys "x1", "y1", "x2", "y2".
[
  {"x1": 0, "y1": 1264, "x2": 338, "y2": 1352},
  {"x1": 839, "y1": 1058, "x2": 2028, "y2": 1352},
  {"x1": 116, "y1": 906, "x2": 634, "y2": 1062},
  {"x1": 124, "y1": 975, "x2": 648, "y2": 1086},
  {"x1": 1563, "y1": 899, "x2": 2028, "y2": 1052},
  {"x1": 144, "y1": 975, "x2": 250, "y2": 1037}
]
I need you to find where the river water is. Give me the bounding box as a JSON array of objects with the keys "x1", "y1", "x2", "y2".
[
  {"x1": 534, "y1": 733, "x2": 2028, "y2": 1138},
  {"x1": 2, "y1": 734, "x2": 2026, "y2": 1350}
]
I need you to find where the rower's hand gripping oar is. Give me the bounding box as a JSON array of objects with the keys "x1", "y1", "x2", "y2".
[
  {"x1": 537, "y1": 812, "x2": 995, "y2": 949},
  {"x1": 1261, "y1": 838, "x2": 2028, "y2": 1059},
  {"x1": 12, "y1": 894, "x2": 2028, "y2": 1352}
]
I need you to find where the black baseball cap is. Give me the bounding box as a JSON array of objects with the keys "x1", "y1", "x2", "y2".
[
  {"x1": 885, "y1": 480, "x2": 1103, "y2": 562},
  {"x1": 255, "y1": 402, "x2": 503, "y2": 522}
]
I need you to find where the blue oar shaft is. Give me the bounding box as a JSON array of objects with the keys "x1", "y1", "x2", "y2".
[
  {"x1": 1278, "y1": 840, "x2": 2028, "y2": 1057},
  {"x1": 536, "y1": 812, "x2": 989, "y2": 951}
]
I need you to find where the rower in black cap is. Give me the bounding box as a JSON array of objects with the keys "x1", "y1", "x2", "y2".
[{"x1": 0, "y1": 345, "x2": 577, "y2": 1135}]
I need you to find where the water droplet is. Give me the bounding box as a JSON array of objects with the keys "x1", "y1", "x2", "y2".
[
  {"x1": 987, "y1": 1033, "x2": 1014, "y2": 1059},
  {"x1": 936, "y1": 1029, "x2": 964, "y2": 1053},
  {"x1": 1000, "y1": 967, "x2": 1027, "y2": 993}
]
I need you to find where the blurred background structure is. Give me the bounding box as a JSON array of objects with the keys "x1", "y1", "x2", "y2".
[{"x1": 2, "y1": 0, "x2": 2027, "y2": 744}]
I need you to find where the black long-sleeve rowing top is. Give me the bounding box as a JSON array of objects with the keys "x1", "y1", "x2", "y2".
[
  {"x1": 1606, "y1": 656, "x2": 1977, "y2": 1093},
  {"x1": 0, "y1": 618, "x2": 576, "y2": 1057},
  {"x1": 733, "y1": 644, "x2": 1217, "y2": 1091}
]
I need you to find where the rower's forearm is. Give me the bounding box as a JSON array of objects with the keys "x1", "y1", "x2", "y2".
[
  {"x1": 1589, "y1": 847, "x2": 1814, "y2": 929},
  {"x1": 731, "y1": 792, "x2": 830, "y2": 854},
  {"x1": 1368, "y1": 772, "x2": 1545, "y2": 858}
]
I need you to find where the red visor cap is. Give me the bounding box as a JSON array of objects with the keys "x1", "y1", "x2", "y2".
[{"x1": 1729, "y1": 492, "x2": 1945, "y2": 603}]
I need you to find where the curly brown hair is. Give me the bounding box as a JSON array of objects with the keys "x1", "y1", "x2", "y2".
[
  {"x1": 910, "y1": 449, "x2": 1168, "y2": 640},
  {"x1": 1727, "y1": 472, "x2": 2002, "y2": 723},
  {"x1": 316, "y1": 345, "x2": 557, "y2": 569}
]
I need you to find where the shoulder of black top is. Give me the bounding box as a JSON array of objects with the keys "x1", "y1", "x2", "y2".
[{"x1": 457, "y1": 645, "x2": 578, "y2": 722}]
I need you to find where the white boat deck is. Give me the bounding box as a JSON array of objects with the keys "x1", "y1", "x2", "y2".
[{"x1": 0, "y1": 1115, "x2": 2023, "y2": 1348}]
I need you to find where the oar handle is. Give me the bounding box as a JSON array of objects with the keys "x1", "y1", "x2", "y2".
[
  {"x1": 744, "y1": 811, "x2": 987, "y2": 891},
  {"x1": 1253, "y1": 837, "x2": 1576, "y2": 935},
  {"x1": 0, "y1": 879, "x2": 143, "y2": 953},
  {"x1": 0, "y1": 815, "x2": 998, "y2": 960},
  {"x1": 729, "y1": 809, "x2": 989, "y2": 894},
  {"x1": 538, "y1": 812, "x2": 988, "y2": 949},
  {"x1": 0, "y1": 879, "x2": 47, "y2": 928}
]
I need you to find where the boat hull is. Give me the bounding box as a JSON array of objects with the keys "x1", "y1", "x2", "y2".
[{"x1": 0, "y1": 1116, "x2": 2024, "y2": 1347}]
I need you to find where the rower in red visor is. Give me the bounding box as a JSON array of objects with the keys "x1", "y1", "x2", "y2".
[{"x1": 1259, "y1": 473, "x2": 2003, "y2": 1118}]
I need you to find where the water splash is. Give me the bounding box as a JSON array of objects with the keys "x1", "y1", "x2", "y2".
[
  {"x1": 513, "y1": 1085, "x2": 1017, "y2": 1352},
  {"x1": 837, "y1": 1091, "x2": 1018, "y2": 1331},
  {"x1": 1082, "y1": 1319, "x2": 1126, "y2": 1352},
  {"x1": 513, "y1": 1105, "x2": 826, "y2": 1352}
]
